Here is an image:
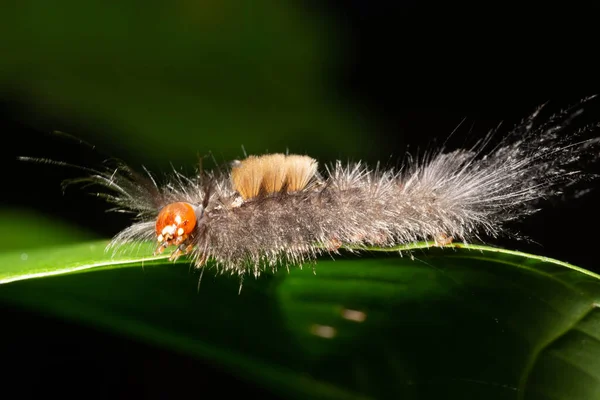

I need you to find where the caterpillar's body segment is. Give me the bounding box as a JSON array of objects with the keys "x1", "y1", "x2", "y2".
[{"x1": 22, "y1": 98, "x2": 600, "y2": 278}]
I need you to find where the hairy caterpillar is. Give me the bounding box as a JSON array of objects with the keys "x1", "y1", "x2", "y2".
[{"x1": 20, "y1": 97, "x2": 600, "y2": 281}]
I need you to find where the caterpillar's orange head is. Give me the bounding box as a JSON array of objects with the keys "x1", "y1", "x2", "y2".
[{"x1": 155, "y1": 202, "x2": 199, "y2": 253}]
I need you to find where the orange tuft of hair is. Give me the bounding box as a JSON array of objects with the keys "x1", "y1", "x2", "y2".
[{"x1": 230, "y1": 153, "x2": 318, "y2": 200}]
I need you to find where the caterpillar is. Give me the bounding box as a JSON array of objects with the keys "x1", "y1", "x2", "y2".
[{"x1": 20, "y1": 97, "x2": 600, "y2": 281}]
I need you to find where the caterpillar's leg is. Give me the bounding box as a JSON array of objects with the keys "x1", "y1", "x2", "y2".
[
  {"x1": 434, "y1": 233, "x2": 454, "y2": 246},
  {"x1": 169, "y1": 242, "x2": 195, "y2": 262},
  {"x1": 325, "y1": 237, "x2": 342, "y2": 252},
  {"x1": 154, "y1": 242, "x2": 168, "y2": 256}
]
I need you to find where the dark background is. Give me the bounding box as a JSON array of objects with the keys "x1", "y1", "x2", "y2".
[
  {"x1": 1, "y1": 2, "x2": 599, "y2": 398},
  {"x1": 2, "y1": 2, "x2": 599, "y2": 268}
]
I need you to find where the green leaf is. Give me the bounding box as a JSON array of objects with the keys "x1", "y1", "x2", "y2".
[{"x1": 1, "y1": 240, "x2": 599, "y2": 399}]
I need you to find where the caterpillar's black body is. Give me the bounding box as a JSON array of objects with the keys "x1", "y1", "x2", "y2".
[{"x1": 22, "y1": 97, "x2": 600, "y2": 278}]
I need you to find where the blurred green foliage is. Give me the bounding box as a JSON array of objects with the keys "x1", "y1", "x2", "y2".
[
  {"x1": 1, "y1": 0, "x2": 373, "y2": 168},
  {"x1": 0, "y1": 208, "x2": 97, "y2": 252}
]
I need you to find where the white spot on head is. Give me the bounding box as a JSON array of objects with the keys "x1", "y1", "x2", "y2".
[
  {"x1": 177, "y1": 228, "x2": 184, "y2": 236},
  {"x1": 162, "y1": 225, "x2": 176, "y2": 236},
  {"x1": 174, "y1": 215, "x2": 182, "y2": 225},
  {"x1": 341, "y1": 309, "x2": 367, "y2": 322},
  {"x1": 310, "y1": 324, "x2": 336, "y2": 339}
]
